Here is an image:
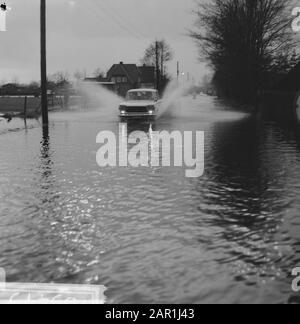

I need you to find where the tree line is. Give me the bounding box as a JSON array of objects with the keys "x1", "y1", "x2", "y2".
[{"x1": 190, "y1": 0, "x2": 299, "y2": 104}]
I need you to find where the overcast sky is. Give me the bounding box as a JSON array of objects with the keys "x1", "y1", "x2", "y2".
[{"x1": 0, "y1": 0, "x2": 208, "y2": 83}]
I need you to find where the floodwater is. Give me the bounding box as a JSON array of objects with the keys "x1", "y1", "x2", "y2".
[{"x1": 0, "y1": 95, "x2": 300, "y2": 304}]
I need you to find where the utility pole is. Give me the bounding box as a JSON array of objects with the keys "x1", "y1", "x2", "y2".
[
  {"x1": 155, "y1": 41, "x2": 160, "y2": 92},
  {"x1": 161, "y1": 45, "x2": 164, "y2": 81},
  {"x1": 177, "y1": 61, "x2": 180, "y2": 84},
  {"x1": 41, "y1": 0, "x2": 48, "y2": 125}
]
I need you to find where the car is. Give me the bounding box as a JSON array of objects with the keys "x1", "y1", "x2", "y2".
[{"x1": 119, "y1": 89, "x2": 161, "y2": 119}]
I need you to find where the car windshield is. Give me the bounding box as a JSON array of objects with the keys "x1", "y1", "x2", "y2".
[{"x1": 126, "y1": 91, "x2": 157, "y2": 101}]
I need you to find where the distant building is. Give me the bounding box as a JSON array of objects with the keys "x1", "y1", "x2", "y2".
[
  {"x1": 106, "y1": 62, "x2": 140, "y2": 97},
  {"x1": 85, "y1": 62, "x2": 155, "y2": 97},
  {"x1": 83, "y1": 76, "x2": 116, "y2": 92},
  {"x1": 0, "y1": 83, "x2": 24, "y2": 96}
]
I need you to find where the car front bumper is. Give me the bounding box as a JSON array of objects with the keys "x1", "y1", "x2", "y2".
[{"x1": 119, "y1": 111, "x2": 157, "y2": 118}]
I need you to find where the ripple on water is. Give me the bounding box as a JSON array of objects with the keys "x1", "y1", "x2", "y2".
[{"x1": 0, "y1": 97, "x2": 300, "y2": 303}]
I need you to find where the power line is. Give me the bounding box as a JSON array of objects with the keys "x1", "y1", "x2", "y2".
[
  {"x1": 84, "y1": 0, "x2": 125, "y2": 37},
  {"x1": 88, "y1": 0, "x2": 137, "y2": 38},
  {"x1": 93, "y1": 0, "x2": 142, "y2": 39},
  {"x1": 90, "y1": 0, "x2": 143, "y2": 39},
  {"x1": 98, "y1": 0, "x2": 146, "y2": 39}
]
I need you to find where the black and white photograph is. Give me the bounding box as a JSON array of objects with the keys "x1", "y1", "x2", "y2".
[{"x1": 1, "y1": 0, "x2": 300, "y2": 307}]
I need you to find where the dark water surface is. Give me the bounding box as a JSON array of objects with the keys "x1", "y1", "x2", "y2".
[{"x1": 0, "y1": 96, "x2": 300, "y2": 304}]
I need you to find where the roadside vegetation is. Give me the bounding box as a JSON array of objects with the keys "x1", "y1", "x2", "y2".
[{"x1": 190, "y1": 0, "x2": 299, "y2": 104}]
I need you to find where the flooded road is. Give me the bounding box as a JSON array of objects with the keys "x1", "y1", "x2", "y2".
[{"x1": 0, "y1": 95, "x2": 300, "y2": 304}]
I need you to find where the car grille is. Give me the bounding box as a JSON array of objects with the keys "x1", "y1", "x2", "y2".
[{"x1": 125, "y1": 106, "x2": 149, "y2": 113}]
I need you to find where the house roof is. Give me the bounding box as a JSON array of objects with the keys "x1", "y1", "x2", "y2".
[
  {"x1": 107, "y1": 63, "x2": 140, "y2": 84},
  {"x1": 106, "y1": 63, "x2": 155, "y2": 85}
]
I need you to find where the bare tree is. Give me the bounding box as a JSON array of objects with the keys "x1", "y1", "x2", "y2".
[
  {"x1": 11, "y1": 76, "x2": 19, "y2": 85},
  {"x1": 49, "y1": 71, "x2": 70, "y2": 87},
  {"x1": 141, "y1": 39, "x2": 173, "y2": 91},
  {"x1": 74, "y1": 70, "x2": 85, "y2": 82},
  {"x1": 190, "y1": 0, "x2": 297, "y2": 103},
  {"x1": 93, "y1": 68, "x2": 105, "y2": 79},
  {"x1": 141, "y1": 39, "x2": 173, "y2": 76},
  {"x1": 0, "y1": 79, "x2": 7, "y2": 87}
]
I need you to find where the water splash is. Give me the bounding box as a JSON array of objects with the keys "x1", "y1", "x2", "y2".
[
  {"x1": 74, "y1": 80, "x2": 194, "y2": 121},
  {"x1": 78, "y1": 82, "x2": 123, "y2": 116},
  {"x1": 157, "y1": 80, "x2": 249, "y2": 123},
  {"x1": 50, "y1": 80, "x2": 248, "y2": 124},
  {"x1": 158, "y1": 80, "x2": 194, "y2": 119},
  {"x1": 77, "y1": 80, "x2": 194, "y2": 120},
  {"x1": 50, "y1": 82, "x2": 124, "y2": 123}
]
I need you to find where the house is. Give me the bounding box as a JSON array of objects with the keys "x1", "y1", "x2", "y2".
[
  {"x1": 106, "y1": 62, "x2": 140, "y2": 97},
  {"x1": 0, "y1": 83, "x2": 25, "y2": 96},
  {"x1": 106, "y1": 62, "x2": 155, "y2": 97},
  {"x1": 84, "y1": 62, "x2": 155, "y2": 97}
]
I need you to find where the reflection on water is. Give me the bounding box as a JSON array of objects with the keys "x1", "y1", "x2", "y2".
[{"x1": 0, "y1": 96, "x2": 300, "y2": 303}]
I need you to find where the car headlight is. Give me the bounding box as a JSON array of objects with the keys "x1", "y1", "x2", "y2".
[
  {"x1": 147, "y1": 105, "x2": 155, "y2": 112},
  {"x1": 119, "y1": 105, "x2": 127, "y2": 113}
]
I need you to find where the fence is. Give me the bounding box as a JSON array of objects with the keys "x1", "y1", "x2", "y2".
[{"x1": 0, "y1": 95, "x2": 64, "y2": 118}]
